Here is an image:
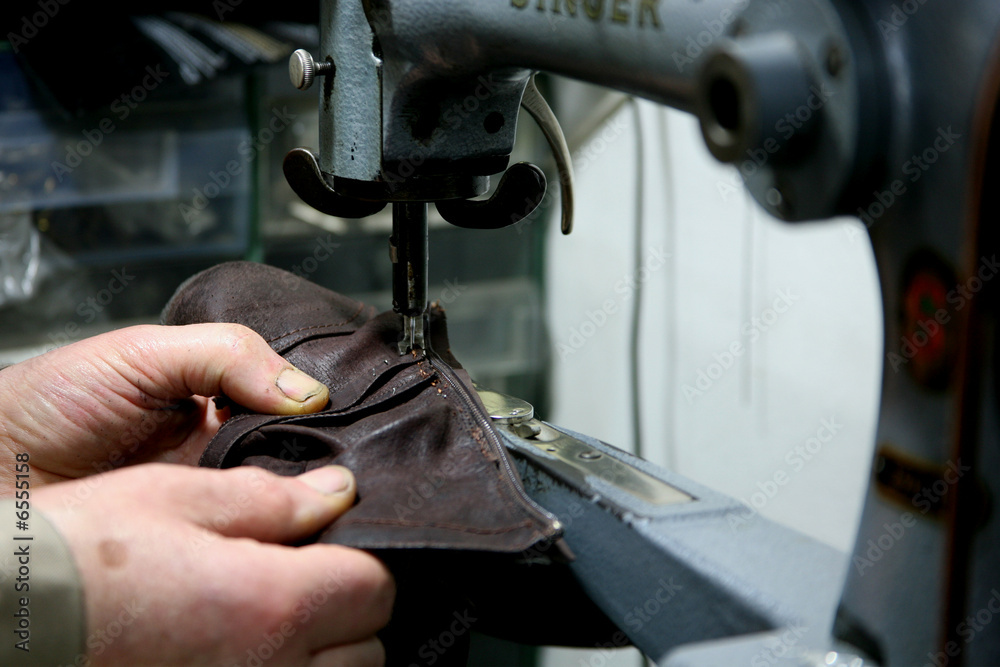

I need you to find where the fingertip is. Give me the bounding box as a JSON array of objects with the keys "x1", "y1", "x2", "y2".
[
  {"x1": 276, "y1": 367, "x2": 327, "y2": 403},
  {"x1": 275, "y1": 367, "x2": 330, "y2": 414},
  {"x1": 188, "y1": 324, "x2": 330, "y2": 415},
  {"x1": 298, "y1": 465, "x2": 353, "y2": 496},
  {"x1": 183, "y1": 466, "x2": 354, "y2": 542},
  {"x1": 293, "y1": 465, "x2": 357, "y2": 527}
]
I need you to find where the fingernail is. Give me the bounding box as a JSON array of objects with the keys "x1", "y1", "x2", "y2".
[
  {"x1": 277, "y1": 368, "x2": 325, "y2": 402},
  {"x1": 299, "y1": 466, "x2": 352, "y2": 495}
]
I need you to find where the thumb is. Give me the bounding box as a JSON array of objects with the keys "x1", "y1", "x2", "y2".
[
  {"x1": 101, "y1": 323, "x2": 330, "y2": 414},
  {"x1": 179, "y1": 465, "x2": 357, "y2": 544}
]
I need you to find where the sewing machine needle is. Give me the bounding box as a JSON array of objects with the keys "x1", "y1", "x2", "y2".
[{"x1": 391, "y1": 202, "x2": 429, "y2": 354}]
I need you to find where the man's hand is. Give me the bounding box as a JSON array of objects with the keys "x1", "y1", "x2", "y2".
[
  {"x1": 35, "y1": 463, "x2": 394, "y2": 667},
  {"x1": 0, "y1": 323, "x2": 330, "y2": 488}
]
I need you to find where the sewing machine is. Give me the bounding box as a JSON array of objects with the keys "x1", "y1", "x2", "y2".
[{"x1": 283, "y1": 1, "x2": 1000, "y2": 665}]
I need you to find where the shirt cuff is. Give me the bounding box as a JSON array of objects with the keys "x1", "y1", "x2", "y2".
[{"x1": 0, "y1": 499, "x2": 86, "y2": 666}]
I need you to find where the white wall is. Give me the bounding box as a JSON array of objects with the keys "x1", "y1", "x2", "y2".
[{"x1": 539, "y1": 88, "x2": 883, "y2": 667}]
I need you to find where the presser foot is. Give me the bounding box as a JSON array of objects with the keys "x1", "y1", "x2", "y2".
[{"x1": 397, "y1": 312, "x2": 428, "y2": 355}]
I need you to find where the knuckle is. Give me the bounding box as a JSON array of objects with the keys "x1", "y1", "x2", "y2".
[
  {"x1": 219, "y1": 323, "x2": 260, "y2": 357},
  {"x1": 186, "y1": 467, "x2": 286, "y2": 524},
  {"x1": 167, "y1": 467, "x2": 229, "y2": 510},
  {"x1": 232, "y1": 466, "x2": 289, "y2": 501},
  {"x1": 246, "y1": 471, "x2": 298, "y2": 521},
  {"x1": 262, "y1": 586, "x2": 305, "y2": 630},
  {"x1": 132, "y1": 463, "x2": 191, "y2": 494},
  {"x1": 223, "y1": 568, "x2": 297, "y2": 635},
  {"x1": 298, "y1": 547, "x2": 396, "y2": 625}
]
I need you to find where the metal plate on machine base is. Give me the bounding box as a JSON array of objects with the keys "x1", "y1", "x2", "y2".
[
  {"x1": 476, "y1": 386, "x2": 848, "y2": 664},
  {"x1": 476, "y1": 387, "x2": 693, "y2": 512}
]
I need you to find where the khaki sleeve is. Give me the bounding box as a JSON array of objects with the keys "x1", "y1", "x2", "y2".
[{"x1": 0, "y1": 499, "x2": 86, "y2": 666}]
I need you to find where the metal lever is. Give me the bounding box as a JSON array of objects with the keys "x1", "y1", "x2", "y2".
[
  {"x1": 435, "y1": 162, "x2": 546, "y2": 230},
  {"x1": 283, "y1": 148, "x2": 387, "y2": 219},
  {"x1": 521, "y1": 74, "x2": 575, "y2": 235}
]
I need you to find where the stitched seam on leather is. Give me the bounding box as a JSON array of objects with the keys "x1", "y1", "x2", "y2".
[
  {"x1": 280, "y1": 375, "x2": 434, "y2": 424},
  {"x1": 430, "y1": 359, "x2": 559, "y2": 538},
  {"x1": 337, "y1": 517, "x2": 535, "y2": 534},
  {"x1": 274, "y1": 330, "x2": 354, "y2": 356},
  {"x1": 264, "y1": 303, "x2": 368, "y2": 343},
  {"x1": 431, "y1": 367, "x2": 528, "y2": 520},
  {"x1": 337, "y1": 361, "x2": 425, "y2": 411}
]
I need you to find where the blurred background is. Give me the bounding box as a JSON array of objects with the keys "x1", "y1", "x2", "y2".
[{"x1": 0, "y1": 16, "x2": 883, "y2": 666}]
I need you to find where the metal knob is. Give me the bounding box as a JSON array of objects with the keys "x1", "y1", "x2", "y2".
[{"x1": 289, "y1": 49, "x2": 332, "y2": 90}]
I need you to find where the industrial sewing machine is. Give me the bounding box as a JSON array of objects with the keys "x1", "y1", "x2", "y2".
[{"x1": 280, "y1": 1, "x2": 1000, "y2": 665}]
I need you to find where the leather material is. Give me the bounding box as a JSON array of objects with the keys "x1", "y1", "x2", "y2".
[
  {"x1": 161, "y1": 261, "x2": 561, "y2": 553},
  {"x1": 161, "y1": 262, "x2": 629, "y2": 662}
]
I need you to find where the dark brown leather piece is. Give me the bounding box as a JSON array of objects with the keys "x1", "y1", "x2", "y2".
[{"x1": 161, "y1": 261, "x2": 561, "y2": 553}]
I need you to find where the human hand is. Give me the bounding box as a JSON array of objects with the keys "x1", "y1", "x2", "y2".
[
  {"x1": 34, "y1": 463, "x2": 394, "y2": 666},
  {"x1": 0, "y1": 324, "x2": 330, "y2": 489}
]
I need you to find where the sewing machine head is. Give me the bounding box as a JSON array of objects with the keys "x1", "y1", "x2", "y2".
[
  {"x1": 282, "y1": 2, "x2": 1000, "y2": 666},
  {"x1": 283, "y1": 1, "x2": 543, "y2": 212},
  {"x1": 283, "y1": 0, "x2": 883, "y2": 358},
  {"x1": 285, "y1": 0, "x2": 879, "y2": 221}
]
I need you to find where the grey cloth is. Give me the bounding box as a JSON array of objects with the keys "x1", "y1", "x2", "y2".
[{"x1": 0, "y1": 500, "x2": 86, "y2": 666}]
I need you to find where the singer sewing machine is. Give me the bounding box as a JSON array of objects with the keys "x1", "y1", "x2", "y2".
[{"x1": 282, "y1": 1, "x2": 1000, "y2": 665}]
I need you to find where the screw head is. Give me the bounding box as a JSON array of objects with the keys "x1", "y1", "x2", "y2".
[{"x1": 290, "y1": 49, "x2": 317, "y2": 90}]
